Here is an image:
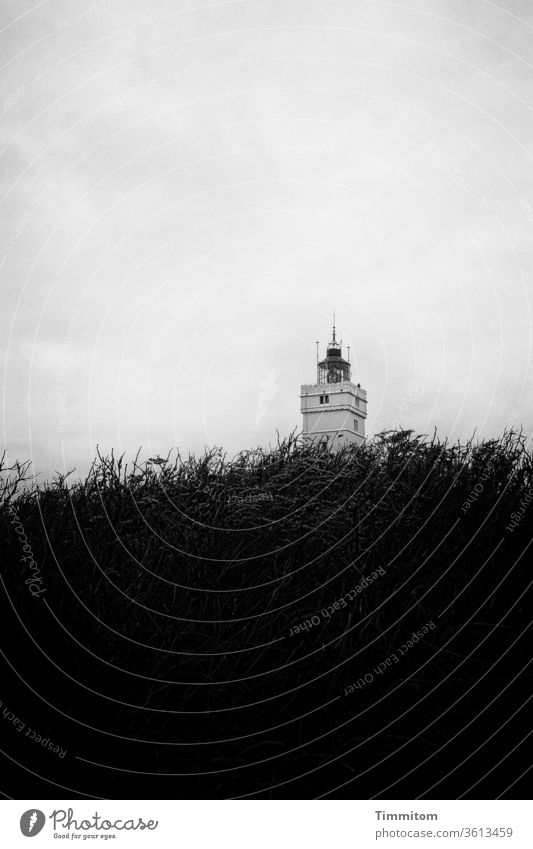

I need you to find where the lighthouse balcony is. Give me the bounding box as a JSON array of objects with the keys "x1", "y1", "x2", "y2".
[{"x1": 300, "y1": 381, "x2": 367, "y2": 401}]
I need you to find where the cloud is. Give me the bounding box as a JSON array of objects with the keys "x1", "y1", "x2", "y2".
[{"x1": 1, "y1": 0, "x2": 532, "y2": 476}]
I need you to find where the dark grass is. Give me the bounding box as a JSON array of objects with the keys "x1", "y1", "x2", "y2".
[{"x1": 1, "y1": 429, "x2": 532, "y2": 799}]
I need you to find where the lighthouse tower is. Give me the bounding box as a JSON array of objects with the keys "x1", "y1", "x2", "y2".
[{"x1": 300, "y1": 319, "x2": 367, "y2": 449}]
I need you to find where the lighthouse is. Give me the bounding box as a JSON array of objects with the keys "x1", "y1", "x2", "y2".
[{"x1": 300, "y1": 318, "x2": 367, "y2": 449}]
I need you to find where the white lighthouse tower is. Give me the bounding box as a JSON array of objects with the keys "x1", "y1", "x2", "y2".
[{"x1": 300, "y1": 318, "x2": 367, "y2": 449}]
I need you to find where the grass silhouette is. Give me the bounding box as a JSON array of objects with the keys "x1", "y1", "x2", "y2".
[{"x1": 1, "y1": 429, "x2": 531, "y2": 798}]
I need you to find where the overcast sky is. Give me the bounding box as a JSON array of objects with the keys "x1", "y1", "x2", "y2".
[{"x1": 1, "y1": 0, "x2": 532, "y2": 477}]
